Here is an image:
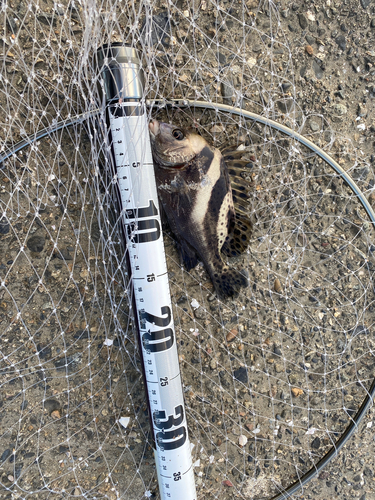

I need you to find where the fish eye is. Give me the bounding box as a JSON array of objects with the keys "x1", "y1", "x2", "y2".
[{"x1": 172, "y1": 129, "x2": 184, "y2": 140}]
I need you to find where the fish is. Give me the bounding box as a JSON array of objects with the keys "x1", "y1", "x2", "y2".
[{"x1": 149, "y1": 119, "x2": 252, "y2": 298}]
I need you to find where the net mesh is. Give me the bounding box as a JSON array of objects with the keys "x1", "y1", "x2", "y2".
[{"x1": 0, "y1": 0, "x2": 375, "y2": 499}]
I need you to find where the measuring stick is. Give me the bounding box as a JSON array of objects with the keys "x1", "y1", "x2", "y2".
[{"x1": 97, "y1": 44, "x2": 196, "y2": 500}]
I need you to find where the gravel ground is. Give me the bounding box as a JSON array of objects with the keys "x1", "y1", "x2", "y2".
[{"x1": 0, "y1": 0, "x2": 374, "y2": 499}]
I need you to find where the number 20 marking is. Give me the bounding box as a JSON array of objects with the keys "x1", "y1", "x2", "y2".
[{"x1": 140, "y1": 306, "x2": 174, "y2": 353}]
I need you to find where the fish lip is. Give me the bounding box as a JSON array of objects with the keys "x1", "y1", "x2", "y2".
[{"x1": 149, "y1": 119, "x2": 160, "y2": 139}]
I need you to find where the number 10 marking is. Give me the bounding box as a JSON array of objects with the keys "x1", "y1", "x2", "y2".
[{"x1": 125, "y1": 200, "x2": 160, "y2": 243}]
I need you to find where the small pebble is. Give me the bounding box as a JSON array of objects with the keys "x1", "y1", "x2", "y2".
[
  {"x1": 298, "y1": 13, "x2": 308, "y2": 30},
  {"x1": 312, "y1": 60, "x2": 323, "y2": 79},
  {"x1": 51, "y1": 410, "x2": 61, "y2": 419},
  {"x1": 233, "y1": 367, "x2": 248, "y2": 383},
  {"x1": 218, "y1": 52, "x2": 226, "y2": 64},
  {"x1": 1, "y1": 449, "x2": 11, "y2": 462},
  {"x1": 210, "y1": 124, "x2": 224, "y2": 134},
  {"x1": 238, "y1": 435, "x2": 248, "y2": 447},
  {"x1": 291, "y1": 387, "x2": 304, "y2": 397},
  {"x1": 247, "y1": 56, "x2": 257, "y2": 68},
  {"x1": 332, "y1": 103, "x2": 348, "y2": 116},
  {"x1": 274, "y1": 278, "x2": 282, "y2": 293},
  {"x1": 311, "y1": 436, "x2": 321, "y2": 449},
  {"x1": 324, "y1": 130, "x2": 333, "y2": 142},
  {"x1": 357, "y1": 103, "x2": 367, "y2": 117},
  {"x1": 226, "y1": 328, "x2": 238, "y2": 342},
  {"x1": 119, "y1": 417, "x2": 130, "y2": 428},
  {"x1": 15, "y1": 464, "x2": 23, "y2": 479},
  {"x1": 140, "y1": 11, "x2": 171, "y2": 47},
  {"x1": 194, "y1": 307, "x2": 205, "y2": 320},
  {"x1": 222, "y1": 480, "x2": 233, "y2": 487},
  {"x1": 351, "y1": 325, "x2": 369, "y2": 337},
  {"x1": 305, "y1": 45, "x2": 313, "y2": 56},
  {"x1": 27, "y1": 234, "x2": 45, "y2": 253},
  {"x1": 221, "y1": 80, "x2": 234, "y2": 105},
  {"x1": 281, "y1": 82, "x2": 292, "y2": 92},
  {"x1": 360, "y1": 0, "x2": 371, "y2": 8},
  {"x1": 335, "y1": 35, "x2": 346, "y2": 51},
  {"x1": 56, "y1": 248, "x2": 72, "y2": 260},
  {"x1": 177, "y1": 295, "x2": 187, "y2": 304},
  {"x1": 306, "y1": 10, "x2": 315, "y2": 21},
  {"x1": 0, "y1": 219, "x2": 9, "y2": 235},
  {"x1": 210, "y1": 359, "x2": 217, "y2": 370},
  {"x1": 190, "y1": 298, "x2": 199, "y2": 310},
  {"x1": 44, "y1": 399, "x2": 61, "y2": 415},
  {"x1": 274, "y1": 346, "x2": 282, "y2": 356},
  {"x1": 281, "y1": 9, "x2": 289, "y2": 18},
  {"x1": 310, "y1": 120, "x2": 320, "y2": 132}
]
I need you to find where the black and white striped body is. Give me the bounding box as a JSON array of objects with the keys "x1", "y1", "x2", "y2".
[{"x1": 149, "y1": 120, "x2": 248, "y2": 298}]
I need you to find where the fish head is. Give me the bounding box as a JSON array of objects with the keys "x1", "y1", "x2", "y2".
[{"x1": 149, "y1": 119, "x2": 208, "y2": 168}]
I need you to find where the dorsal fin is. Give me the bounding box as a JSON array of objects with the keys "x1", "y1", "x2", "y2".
[
  {"x1": 222, "y1": 148, "x2": 245, "y2": 159},
  {"x1": 221, "y1": 153, "x2": 254, "y2": 257}
]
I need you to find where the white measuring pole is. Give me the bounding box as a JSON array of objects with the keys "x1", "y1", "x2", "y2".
[{"x1": 97, "y1": 44, "x2": 196, "y2": 500}]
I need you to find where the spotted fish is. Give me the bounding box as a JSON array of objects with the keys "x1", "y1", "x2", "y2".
[{"x1": 149, "y1": 119, "x2": 252, "y2": 298}]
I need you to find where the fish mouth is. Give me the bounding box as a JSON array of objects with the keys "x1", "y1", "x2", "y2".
[{"x1": 149, "y1": 119, "x2": 160, "y2": 139}]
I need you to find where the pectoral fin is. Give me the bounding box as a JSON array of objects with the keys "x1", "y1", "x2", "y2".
[{"x1": 179, "y1": 238, "x2": 199, "y2": 271}]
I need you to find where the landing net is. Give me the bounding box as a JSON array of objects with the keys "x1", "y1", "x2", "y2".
[{"x1": 0, "y1": 1, "x2": 374, "y2": 499}]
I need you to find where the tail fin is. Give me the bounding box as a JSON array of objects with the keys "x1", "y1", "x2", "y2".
[{"x1": 212, "y1": 267, "x2": 248, "y2": 298}]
